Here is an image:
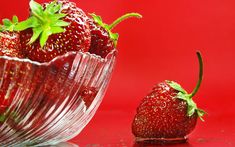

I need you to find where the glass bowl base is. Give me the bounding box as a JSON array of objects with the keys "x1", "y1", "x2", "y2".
[
  {"x1": 135, "y1": 136, "x2": 188, "y2": 145},
  {"x1": 45, "y1": 142, "x2": 78, "y2": 147}
]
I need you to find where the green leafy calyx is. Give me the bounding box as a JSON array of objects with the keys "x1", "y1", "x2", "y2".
[
  {"x1": 166, "y1": 52, "x2": 205, "y2": 121},
  {"x1": 14, "y1": 0, "x2": 69, "y2": 47},
  {"x1": 90, "y1": 13, "x2": 142, "y2": 47},
  {"x1": 0, "y1": 15, "x2": 19, "y2": 32}
]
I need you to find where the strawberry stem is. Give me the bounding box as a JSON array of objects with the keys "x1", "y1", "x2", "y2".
[
  {"x1": 108, "y1": 13, "x2": 142, "y2": 30},
  {"x1": 189, "y1": 51, "x2": 203, "y2": 98},
  {"x1": 14, "y1": 0, "x2": 69, "y2": 47}
]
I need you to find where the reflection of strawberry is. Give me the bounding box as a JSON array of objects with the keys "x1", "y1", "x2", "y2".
[
  {"x1": 80, "y1": 86, "x2": 98, "y2": 107},
  {"x1": 88, "y1": 13, "x2": 142, "y2": 58},
  {"x1": 14, "y1": 0, "x2": 91, "y2": 62},
  {"x1": 0, "y1": 61, "x2": 28, "y2": 123},
  {"x1": 132, "y1": 52, "x2": 205, "y2": 144}
]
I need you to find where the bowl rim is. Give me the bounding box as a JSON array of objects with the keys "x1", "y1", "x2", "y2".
[{"x1": 0, "y1": 49, "x2": 117, "y2": 66}]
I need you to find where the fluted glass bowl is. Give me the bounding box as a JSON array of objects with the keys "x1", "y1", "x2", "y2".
[{"x1": 0, "y1": 50, "x2": 116, "y2": 146}]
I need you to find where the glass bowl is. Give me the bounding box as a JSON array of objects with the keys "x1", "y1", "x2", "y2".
[{"x1": 0, "y1": 50, "x2": 116, "y2": 146}]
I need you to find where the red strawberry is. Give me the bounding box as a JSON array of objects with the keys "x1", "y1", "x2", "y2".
[
  {"x1": 0, "y1": 16, "x2": 23, "y2": 58},
  {"x1": 0, "y1": 18, "x2": 25, "y2": 118},
  {"x1": 0, "y1": 31, "x2": 23, "y2": 58},
  {"x1": 14, "y1": 0, "x2": 91, "y2": 62},
  {"x1": 132, "y1": 52, "x2": 205, "y2": 145},
  {"x1": 88, "y1": 13, "x2": 142, "y2": 58},
  {"x1": 80, "y1": 86, "x2": 98, "y2": 108}
]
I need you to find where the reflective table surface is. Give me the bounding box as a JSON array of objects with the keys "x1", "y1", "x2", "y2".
[{"x1": 70, "y1": 109, "x2": 235, "y2": 147}]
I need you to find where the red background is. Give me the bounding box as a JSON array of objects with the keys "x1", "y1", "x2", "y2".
[{"x1": 1, "y1": 0, "x2": 235, "y2": 146}]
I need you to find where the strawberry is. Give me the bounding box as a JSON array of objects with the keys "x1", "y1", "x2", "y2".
[
  {"x1": 0, "y1": 31, "x2": 23, "y2": 58},
  {"x1": 80, "y1": 86, "x2": 98, "y2": 108},
  {"x1": 14, "y1": 0, "x2": 91, "y2": 62},
  {"x1": 0, "y1": 16, "x2": 23, "y2": 58},
  {"x1": 0, "y1": 17, "x2": 25, "y2": 120},
  {"x1": 88, "y1": 13, "x2": 142, "y2": 58},
  {"x1": 132, "y1": 52, "x2": 205, "y2": 144}
]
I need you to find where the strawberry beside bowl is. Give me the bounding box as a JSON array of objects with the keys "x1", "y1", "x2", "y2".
[{"x1": 0, "y1": 50, "x2": 116, "y2": 146}]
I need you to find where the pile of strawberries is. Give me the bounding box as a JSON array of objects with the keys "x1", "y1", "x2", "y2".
[
  {"x1": 0, "y1": 0, "x2": 141, "y2": 128},
  {"x1": 0, "y1": 0, "x2": 141, "y2": 62}
]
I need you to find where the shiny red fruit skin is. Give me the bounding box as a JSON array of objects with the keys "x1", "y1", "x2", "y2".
[
  {"x1": 88, "y1": 19, "x2": 115, "y2": 58},
  {"x1": 0, "y1": 31, "x2": 24, "y2": 114},
  {"x1": 80, "y1": 86, "x2": 98, "y2": 107},
  {"x1": 0, "y1": 31, "x2": 23, "y2": 58},
  {"x1": 132, "y1": 81, "x2": 198, "y2": 139},
  {"x1": 20, "y1": 0, "x2": 91, "y2": 63}
]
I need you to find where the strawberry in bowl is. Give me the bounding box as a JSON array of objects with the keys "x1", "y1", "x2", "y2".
[
  {"x1": 132, "y1": 51, "x2": 205, "y2": 145},
  {"x1": 0, "y1": 0, "x2": 141, "y2": 146},
  {"x1": 15, "y1": 0, "x2": 91, "y2": 63},
  {"x1": 0, "y1": 26, "x2": 25, "y2": 117},
  {"x1": 88, "y1": 13, "x2": 142, "y2": 58}
]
